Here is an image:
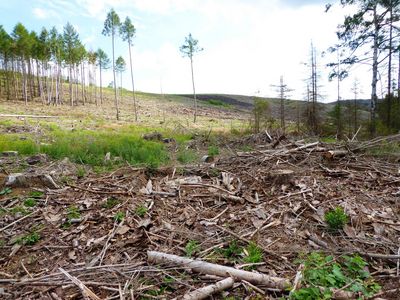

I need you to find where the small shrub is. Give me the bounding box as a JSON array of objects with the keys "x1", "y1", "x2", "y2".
[
  {"x1": 135, "y1": 205, "x2": 148, "y2": 217},
  {"x1": 24, "y1": 198, "x2": 37, "y2": 207},
  {"x1": 325, "y1": 207, "x2": 348, "y2": 232},
  {"x1": 77, "y1": 166, "x2": 86, "y2": 178},
  {"x1": 185, "y1": 240, "x2": 200, "y2": 257},
  {"x1": 208, "y1": 145, "x2": 219, "y2": 157}
]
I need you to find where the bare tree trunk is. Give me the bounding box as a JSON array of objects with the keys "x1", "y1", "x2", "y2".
[
  {"x1": 190, "y1": 57, "x2": 197, "y2": 123},
  {"x1": 112, "y1": 31, "x2": 120, "y2": 120},
  {"x1": 81, "y1": 62, "x2": 85, "y2": 105},
  {"x1": 387, "y1": 2, "x2": 393, "y2": 128},
  {"x1": 69, "y1": 65, "x2": 73, "y2": 106},
  {"x1": 128, "y1": 42, "x2": 138, "y2": 121},
  {"x1": 99, "y1": 65, "x2": 103, "y2": 105},
  {"x1": 370, "y1": 5, "x2": 379, "y2": 137}
]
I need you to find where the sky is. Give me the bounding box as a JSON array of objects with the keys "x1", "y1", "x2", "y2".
[{"x1": 0, "y1": 0, "x2": 375, "y2": 102}]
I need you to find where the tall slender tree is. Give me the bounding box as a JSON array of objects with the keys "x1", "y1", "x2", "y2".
[
  {"x1": 102, "y1": 8, "x2": 121, "y2": 120},
  {"x1": 120, "y1": 16, "x2": 138, "y2": 121},
  {"x1": 180, "y1": 33, "x2": 203, "y2": 123},
  {"x1": 272, "y1": 75, "x2": 292, "y2": 132},
  {"x1": 115, "y1": 55, "x2": 126, "y2": 103},
  {"x1": 96, "y1": 48, "x2": 110, "y2": 105}
]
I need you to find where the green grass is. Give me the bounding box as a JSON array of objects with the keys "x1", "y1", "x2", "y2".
[
  {"x1": 17, "y1": 231, "x2": 41, "y2": 245},
  {"x1": 177, "y1": 148, "x2": 198, "y2": 164},
  {"x1": 0, "y1": 129, "x2": 169, "y2": 168},
  {"x1": 185, "y1": 240, "x2": 200, "y2": 257},
  {"x1": 23, "y1": 198, "x2": 37, "y2": 207},
  {"x1": 114, "y1": 211, "x2": 125, "y2": 222},
  {"x1": 243, "y1": 242, "x2": 263, "y2": 267},
  {"x1": 207, "y1": 145, "x2": 219, "y2": 157},
  {"x1": 135, "y1": 205, "x2": 148, "y2": 217},
  {"x1": 102, "y1": 197, "x2": 120, "y2": 209}
]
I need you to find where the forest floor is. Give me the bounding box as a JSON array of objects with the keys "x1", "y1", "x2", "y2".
[
  {"x1": 1, "y1": 130, "x2": 400, "y2": 299},
  {"x1": 0, "y1": 97, "x2": 400, "y2": 299}
]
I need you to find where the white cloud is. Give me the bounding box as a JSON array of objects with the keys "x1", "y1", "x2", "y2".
[{"x1": 33, "y1": 7, "x2": 60, "y2": 19}]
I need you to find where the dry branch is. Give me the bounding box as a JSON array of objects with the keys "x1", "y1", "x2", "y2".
[
  {"x1": 147, "y1": 251, "x2": 290, "y2": 289},
  {"x1": 175, "y1": 277, "x2": 235, "y2": 300},
  {"x1": 59, "y1": 268, "x2": 101, "y2": 300}
]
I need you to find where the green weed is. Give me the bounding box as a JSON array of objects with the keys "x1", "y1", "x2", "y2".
[
  {"x1": 18, "y1": 232, "x2": 41, "y2": 245},
  {"x1": 67, "y1": 206, "x2": 81, "y2": 220},
  {"x1": 29, "y1": 191, "x2": 44, "y2": 198},
  {"x1": 325, "y1": 207, "x2": 348, "y2": 232},
  {"x1": 243, "y1": 242, "x2": 263, "y2": 267},
  {"x1": 10, "y1": 206, "x2": 29, "y2": 216},
  {"x1": 135, "y1": 205, "x2": 148, "y2": 217},
  {"x1": 218, "y1": 240, "x2": 243, "y2": 261},
  {"x1": 103, "y1": 197, "x2": 120, "y2": 209},
  {"x1": 185, "y1": 240, "x2": 200, "y2": 257},
  {"x1": 207, "y1": 145, "x2": 219, "y2": 157},
  {"x1": 177, "y1": 148, "x2": 198, "y2": 164},
  {"x1": 23, "y1": 198, "x2": 37, "y2": 207},
  {"x1": 76, "y1": 166, "x2": 86, "y2": 178},
  {"x1": 0, "y1": 187, "x2": 12, "y2": 196},
  {"x1": 291, "y1": 252, "x2": 381, "y2": 299},
  {"x1": 114, "y1": 211, "x2": 125, "y2": 222}
]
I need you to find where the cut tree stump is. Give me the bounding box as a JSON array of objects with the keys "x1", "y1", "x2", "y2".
[
  {"x1": 147, "y1": 251, "x2": 290, "y2": 290},
  {"x1": 323, "y1": 150, "x2": 349, "y2": 159},
  {"x1": 266, "y1": 169, "x2": 294, "y2": 185}
]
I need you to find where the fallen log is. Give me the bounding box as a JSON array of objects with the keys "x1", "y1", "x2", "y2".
[
  {"x1": 323, "y1": 150, "x2": 349, "y2": 159},
  {"x1": 147, "y1": 251, "x2": 290, "y2": 290},
  {"x1": 175, "y1": 277, "x2": 235, "y2": 300}
]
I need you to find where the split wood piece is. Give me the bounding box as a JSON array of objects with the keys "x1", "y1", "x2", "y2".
[
  {"x1": 174, "y1": 277, "x2": 235, "y2": 300},
  {"x1": 266, "y1": 169, "x2": 294, "y2": 185},
  {"x1": 323, "y1": 150, "x2": 349, "y2": 159},
  {"x1": 58, "y1": 268, "x2": 101, "y2": 300},
  {"x1": 147, "y1": 251, "x2": 290, "y2": 290}
]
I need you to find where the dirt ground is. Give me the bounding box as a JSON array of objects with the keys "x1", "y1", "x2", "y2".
[{"x1": 1, "y1": 133, "x2": 400, "y2": 299}]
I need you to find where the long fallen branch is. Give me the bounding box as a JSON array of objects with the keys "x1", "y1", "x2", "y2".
[
  {"x1": 175, "y1": 277, "x2": 235, "y2": 300},
  {"x1": 147, "y1": 251, "x2": 290, "y2": 290},
  {"x1": 59, "y1": 268, "x2": 101, "y2": 300}
]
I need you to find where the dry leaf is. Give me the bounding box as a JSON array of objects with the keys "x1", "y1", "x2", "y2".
[{"x1": 116, "y1": 225, "x2": 131, "y2": 235}]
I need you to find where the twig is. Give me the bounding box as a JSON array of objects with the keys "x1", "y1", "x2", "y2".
[
  {"x1": 0, "y1": 211, "x2": 37, "y2": 232},
  {"x1": 58, "y1": 268, "x2": 101, "y2": 300}
]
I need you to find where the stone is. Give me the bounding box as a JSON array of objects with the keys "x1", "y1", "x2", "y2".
[
  {"x1": 1, "y1": 151, "x2": 18, "y2": 157},
  {"x1": 26, "y1": 154, "x2": 47, "y2": 165}
]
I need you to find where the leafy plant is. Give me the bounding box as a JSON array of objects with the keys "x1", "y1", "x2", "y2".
[
  {"x1": 135, "y1": 205, "x2": 148, "y2": 217},
  {"x1": 24, "y1": 198, "x2": 37, "y2": 207},
  {"x1": 18, "y1": 232, "x2": 41, "y2": 245},
  {"x1": 114, "y1": 211, "x2": 125, "y2": 222},
  {"x1": 103, "y1": 197, "x2": 120, "y2": 209},
  {"x1": 243, "y1": 242, "x2": 263, "y2": 267},
  {"x1": 0, "y1": 187, "x2": 12, "y2": 195},
  {"x1": 325, "y1": 207, "x2": 348, "y2": 232},
  {"x1": 291, "y1": 252, "x2": 381, "y2": 299},
  {"x1": 208, "y1": 145, "x2": 219, "y2": 157},
  {"x1": 67, "y1": 206, "x2": 81, "y2": 220},
  {"x1": 185, "y1": 240, "x2": 200, "y2": 257},
  {"x1": 218, "y1": 240, "x2": 243, "y2": 261}
]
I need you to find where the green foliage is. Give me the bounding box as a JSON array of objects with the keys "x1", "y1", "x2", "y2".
[
  {"x1": 218, "y1": 240, "x2": 243, "y2": 261},
  {"x1": 243, "y1": 242, "x2": 263, "y2": 266},
  {"x1": 114, "y1": 211, "x2": 125, "y2": 222},
  {"x1": 18, "y1": 231, "x2": 41, "y2": 245},
  {"x1": 67, "y1": 206, "x2": 81, "y2": 220},
  {"x1": 23, "y1": 198, "x2": 37, "y2": 207},
  {"x1": 135, "y1": 205, "x2": 148, "y2": 217},
  {"x1": 206, "y1": 99, "x2": 231, "y2": 108},
  {"x1": 103, "y1": 197, "x2": 120, "y2": 209},
  {"x1": 177, "y1": 148, "x2": 198, "y2": 164},
  {"x1": 76, "y1": 166, "x2": 86, "y2": 178},
  {"x1": 185, "y1": 240, "x2": 200, "y2": 257},
  {"x1": 10, "y1": 206, "x2": 29, "y2": 215},
  {"x1": 207, "y1": 145, "x2": 219, "y2": 157},
  {"x1": 29, "y1": 191, "x2": 44, "y2": 198},
  {"x1": 251, "y1": 98, "x2": 270, "y2": 133},
  {"x1": 324, "y1": 207, "x2": 348, "y2": 232},
  {"x1": 0, "y1": 187, "x2": 12, "y2": 195},
  {"x1": 291, "y1": 253, "x2": 381, "y2": 299}
]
